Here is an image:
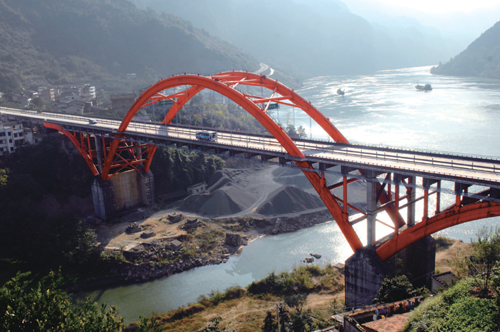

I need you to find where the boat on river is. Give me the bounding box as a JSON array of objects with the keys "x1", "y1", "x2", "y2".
[
  {"x1": 337, "y1": 88, "x2": 345, "y2": 96},
  {"x1": 415, "y1": 84, "x2": 432, "y2": 91}
]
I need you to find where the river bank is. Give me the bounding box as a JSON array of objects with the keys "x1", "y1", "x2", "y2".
[
  {"x1": 122, "y1": 238, "x2": 471, "y2": 331},
  {"x1": 68, "y1": 164, "x2": 364, "y2": 293},
  {"x1": 68, "y1": 208, "x2": 333, "y2": 293}
]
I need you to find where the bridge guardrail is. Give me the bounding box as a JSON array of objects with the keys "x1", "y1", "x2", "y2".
[{"x1": 2, "y1": 107, "x2": 500, "y2": 179}]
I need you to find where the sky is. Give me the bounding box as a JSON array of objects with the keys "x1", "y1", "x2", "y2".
[
  {"x1": 342, "y1": 0, "x2": 500, "y2": 42},
  {"x1": 373, "y1": 0, "x2": 499, "y2": 13}
]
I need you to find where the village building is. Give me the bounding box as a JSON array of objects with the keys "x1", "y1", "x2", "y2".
[
  {"x1": 339, "y1": 297, "x2": 423, "y2": 332},
  {"x1": 111, "y1": 93, "x2": 136, "y2": 112},
  {"x1": 39, "y1": 88, "x2": 56, "y2": 102},
  {"x1": 187, "y1": 182, "x2": 207, "y2": 195},
  {"x1": 82, "y1": 84, "x2": 96, "y2": 99},
  {"x1": 0, "y1": 120, "x2": 38, "y2": 155}
]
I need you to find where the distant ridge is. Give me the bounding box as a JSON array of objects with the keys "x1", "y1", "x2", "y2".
[
  {"x1": 0, "y1": 0, "x2": 258, "y2": 91},
  {"x1": 431, "y1": 21, "x2": 500, "y2": 79},
  {"x1": 133, "y1": 0, "x2": 461, "y2": 79}
]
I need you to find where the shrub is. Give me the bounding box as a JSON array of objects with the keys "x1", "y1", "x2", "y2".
[
  {"x1": 166, "y1": 303, "x2": 206, "y2": 322},
  {"x1": 434, "y1": 236, "x2": 454, "y2": 251},
  {"x1": 443, "y1": 297, "x2": 498, "y2": 331},
  {"x1": 403, "y1": 278, "x2": 500, "y2": 332},
  {"x1": 0, "y1": 270, "x2": 124, "y2": 331}
]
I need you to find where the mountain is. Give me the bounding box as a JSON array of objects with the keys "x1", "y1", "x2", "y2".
[
  {"x1": 132, "y1": 0, "x2": 457, "y2": 78},
  {"x1": 431, "y1": 21, "x2": 500, "y2": 79},
  {"x1": 0, "y1": 0, "x2": 259, "y2": 92}
]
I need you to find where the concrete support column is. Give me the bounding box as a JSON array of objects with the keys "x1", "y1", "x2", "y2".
[
  {"x1": 407, "y1": 176, "x2": 416, "y2": 227},
  {"x1": 139, "y1": 169, "x2": 156, "y2": 207},
  {"x1": 94, "y1": 135, "x2": 103, "y2": 174},
  {"x1": 436, "y1": 181, "x2": 441, "y2": 214},
  {"x1": 366, "y1": 170, "x2": 377, "y2": 247}
]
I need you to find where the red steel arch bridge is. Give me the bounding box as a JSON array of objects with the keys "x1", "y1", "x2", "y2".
[{"x1": 2, "y1": 71, "x2": 500, "y2": 262}]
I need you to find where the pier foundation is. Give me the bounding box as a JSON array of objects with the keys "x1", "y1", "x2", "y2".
[
  {"x1": 344, "y1": 236, "x2": 435, "y2": 308},
  {"x1": 92, "y1": 169, "x2": 155, "y2": 220}
]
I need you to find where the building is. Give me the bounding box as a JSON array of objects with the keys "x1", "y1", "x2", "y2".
[
  {"x1": 83, "y1": 85, "x2": 96, "y2": 99},
  {"x1": 0, "y1": 121, "x2": 35, "y2": 155},
  {"x1": 64, "y1": 104, "x2": 85, "y2": 115},
  {"x1": 340, "y1": 297, "x2": 423, "y2": 332},
  {"x1": 187, "y1": 182, "x2": 207, "y2": 195},
  {"x1": 110, "y1": 94, "x2": 136, "y2": 112},
  {"x1": 39, "y1": 88, "x2": 55, "y2": 102},
  {"x1": 431, "y1": 271, "x2": 457, "y2": 291}
]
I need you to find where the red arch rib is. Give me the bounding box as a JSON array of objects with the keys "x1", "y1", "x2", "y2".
[
  {"x1": 376, "y1": 201, "x2": 500, "y2": 260},
  {"x1": 45, "y1": 123, "x2": 99, "y2": 176},
  {"x1": 106, "y1": 73, "x2": 363, "y2": 252}
]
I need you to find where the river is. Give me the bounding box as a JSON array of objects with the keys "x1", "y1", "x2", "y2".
[{"x1": 88, "y1": 66, "x2": 500, "y2": 323}]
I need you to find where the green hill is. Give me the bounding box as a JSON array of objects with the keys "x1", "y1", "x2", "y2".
[
  {"x1": 431, "y1": 21, "x2": 500, "y2": 78},
  {"x1": 0, "y1": 0, "x2": 259, "y2": 92}
]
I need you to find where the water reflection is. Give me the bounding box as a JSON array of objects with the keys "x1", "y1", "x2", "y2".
[{"x1": 88, "y1": 66, "x2": 500, "y2": 323}]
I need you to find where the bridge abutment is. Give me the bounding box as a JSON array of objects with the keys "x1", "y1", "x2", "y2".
[
  {"x1": 344, "y1": 235, "x2": 435, "y2": 308},
  {"x1": 92, "y1": 169, "x2": 155, "y2": 220}
]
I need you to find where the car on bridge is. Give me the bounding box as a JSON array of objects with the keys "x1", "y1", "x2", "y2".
[
  {"x1": 196, "y1": 130, "x2": 217, "y2": 142},
  {"x1": 88, "y1": 119, "x2": 98, "y2": 124}
]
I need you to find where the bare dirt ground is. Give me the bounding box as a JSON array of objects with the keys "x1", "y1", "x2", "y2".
[
  {"x1": 435, "y1": 239, "x2": 473, "y2": 275},
  {"x1": 95, "y1": 164, "x2": 365, "y2": 253},
  {"x1": 94, "y1": 211, "x2": 189, "y2": 251}
]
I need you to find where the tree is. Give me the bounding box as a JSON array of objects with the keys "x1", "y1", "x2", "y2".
[
  {"x1": 30, "y1": 97, "x2": 44, "y2": 110},
  {"x1": 296, "y1": 126, "x2": 307, "y2": 139},
  {"x1": 262, "y1": 310, "x2": 277, "y2": 332},
  {"x1": 200, "y1": 316, "x2": 236, "y2": 332},
  {"x1": 469, "y1": 227, "x2": 500, "y2": 293},
  {"x1": 0, "y1": 269, "x2": 124, "y2": 331},
  {"x1": 373, "y1": 275, "x2": 420, "y2": 304}
]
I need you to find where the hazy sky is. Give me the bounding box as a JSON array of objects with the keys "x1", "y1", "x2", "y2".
[
  {"x1": 342, "y1": 0, "x2": 500, "y2": 42},
  {"x1": 374, "y1": 0, "x2": 498, "y2": 13}
]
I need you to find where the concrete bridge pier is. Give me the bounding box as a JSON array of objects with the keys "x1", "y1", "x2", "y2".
[
  {"x1": 345, "y1": 172, "x2": 434, "y2": 308},
  {"x1": 344, "y1": 236, "x2": 435, "y2": 308},
  {"x1": 91, "y1": 169, "x2": 155, "y2": 220}
]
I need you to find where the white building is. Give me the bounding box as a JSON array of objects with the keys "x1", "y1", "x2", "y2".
[
  {"x1": 0, "y1": 121, "x2": 35, "y2": 155},
  {"x1": 82, "y1": 84, "x2": 96, "y2": 99},
  {"x1": 187, "y1": 182, "x2": 207, "y2": 195}
]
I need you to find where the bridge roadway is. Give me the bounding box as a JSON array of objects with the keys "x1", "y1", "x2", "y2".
[{"x1": 3, "y1": 107, "x2": 500, "y2": 189}]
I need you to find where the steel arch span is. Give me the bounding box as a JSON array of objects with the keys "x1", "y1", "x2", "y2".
[
  {"x1": 51, "y1": 71, "x2": 500, "y2": 260},
  {"x1": 105, "y1": 71, "x2": 364, "y2": 252},
  {"x1": 377, "y1": 199, "x2": 500, "y2": 260},
  {"x1": 107, "y1": 71, "x2": 409, "y2": 253},
  {"x1": 99, "y1": 71, "x2": 467, "y2": 256}
]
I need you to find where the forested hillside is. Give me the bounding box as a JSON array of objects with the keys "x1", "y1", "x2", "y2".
[
  {"x1": 133, "y1": 0, "x2": 457, "y2": 78},
  {"x1": 0, "y1": 134, "x2": 224, "y2": 276},
  {"x1": 0, "y1": 0, "x2": 258, "y2": 92},
  {"x1": 431, "y1": 21, "x2": 500, "y2": 78}
]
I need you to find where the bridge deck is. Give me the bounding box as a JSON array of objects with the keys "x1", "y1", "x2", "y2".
[{"x1": 3, "y1": 107, "x2": 500, "y2": 188}]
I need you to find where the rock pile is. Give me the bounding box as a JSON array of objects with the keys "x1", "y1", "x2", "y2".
[{"x1": 125, "y1": 222, "x2": 142, "y2": 234}]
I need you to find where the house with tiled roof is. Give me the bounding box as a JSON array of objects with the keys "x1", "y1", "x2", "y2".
[{"x1": 341, "y1": 297, "x2": 423, "y2": 332}]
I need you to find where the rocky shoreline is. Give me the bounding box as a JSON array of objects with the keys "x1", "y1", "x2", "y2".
[{"x1": 67, "y1": 209, "x2": 331, "y2": 293}]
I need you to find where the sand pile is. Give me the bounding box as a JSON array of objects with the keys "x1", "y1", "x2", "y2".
[
  {"x1": 272, "y1": 167, "x2": 314, "y2": 189},
  {"x1": 256, "y1": 185, "x2": 324, "y2": 215},
  {"x1": 206, "y1": 171, "x2": 233, "y2": 192},
  {"x1": 176, "y1": 166, "x2": 334, "y2": 217},
  {"x1": 178, "y1": 169, "x2": 258, "y2": 216}
]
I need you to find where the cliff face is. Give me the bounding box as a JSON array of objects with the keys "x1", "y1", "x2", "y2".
[{"x1": 431, "y1": 21, "x2": 500, "y2": 79}]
